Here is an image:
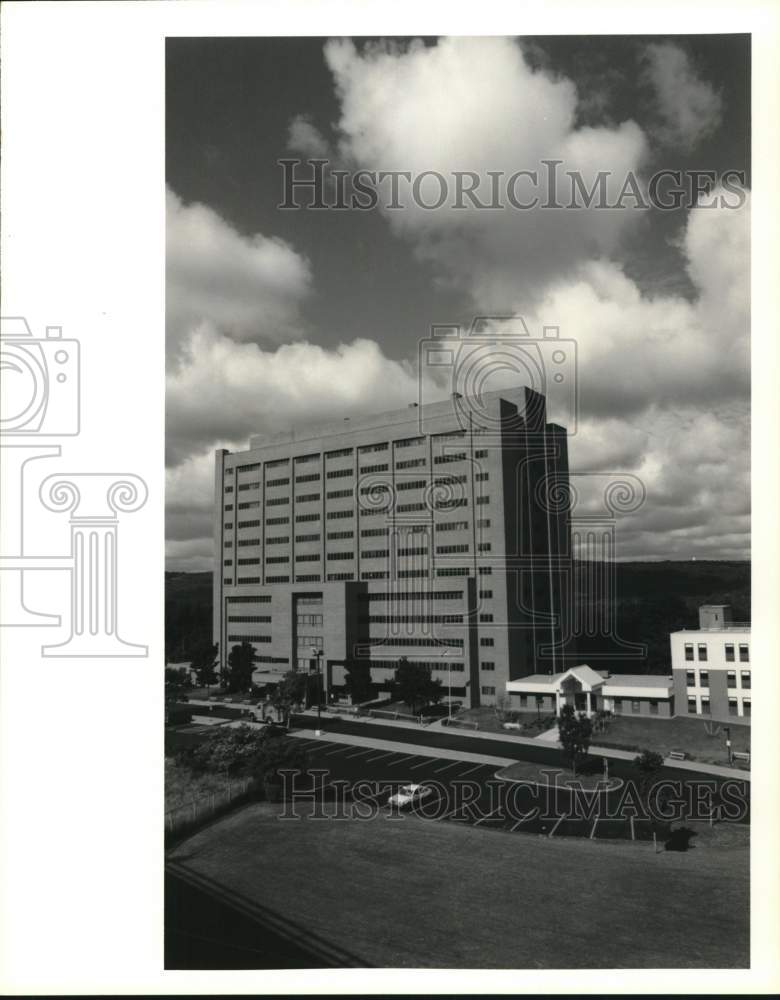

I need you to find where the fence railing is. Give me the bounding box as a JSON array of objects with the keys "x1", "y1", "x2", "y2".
[{"x1": 165, "y1": 776, "x2": 255, "y2": 840}]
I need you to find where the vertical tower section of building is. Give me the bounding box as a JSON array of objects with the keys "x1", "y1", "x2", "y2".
[{"x1": 213, "y1": 448, "x2": 228, "y2": 675}]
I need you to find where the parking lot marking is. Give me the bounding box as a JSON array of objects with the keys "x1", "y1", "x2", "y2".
[
  {"x1": 458, "y1": 763, "x2": 489, "y2": 778},
  {"x1": 510, "y1": 812, "x2": 538, "y2": 833},
  {"x1": 344, "y1": 747, "x2": 376, "y2": 759},
  {"x1": 322, "y1": 744, "x2": 352, "y2": 757},
  {"x1": 410, "y1": 757, "x2": 436, "y2": 771},
  {"x1": 365, "y1": 751, "x2": 399, "y2": 763},
  {"x1": 433, "y1": 760, "x2": 465, "y2": 774},
  {"x1": 391, "y1": 754, "x2": 421, "y2": 766},
  {"x1": 548, "y1": 815, "x2": 564, "y2": 838},
  {"x1": 474, "y1": 804, "x2": 506, "y2": 826}
]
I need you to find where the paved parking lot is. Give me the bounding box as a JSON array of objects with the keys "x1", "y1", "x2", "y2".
[{"x1": 285, "y1": 736, "x2": 666, "y2": 841}]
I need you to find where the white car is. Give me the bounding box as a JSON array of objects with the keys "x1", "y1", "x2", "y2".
[{"x1": 387, "y1": 784, "x2": 435, "y2": 809}]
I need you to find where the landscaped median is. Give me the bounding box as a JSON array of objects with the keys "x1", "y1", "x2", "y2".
[{"x1": 494, "y1": 758, "x2": 622, "y2": 791}]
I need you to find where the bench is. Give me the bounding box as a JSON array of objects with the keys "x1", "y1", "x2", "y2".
[
  {"x1": 732, "y1": 751, "x2": 750, "y2": 763},
  {"x1": 668, "y1": 750, "x2": 687, "y2": 761}
]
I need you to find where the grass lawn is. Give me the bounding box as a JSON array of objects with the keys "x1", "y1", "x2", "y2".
[
  {"x1": 167, "y1": 802, "x2": 748, "y2": 969},
  {"x1": 456, "y1": 706, "x2": 557, "y2": 734},
  {"x1": 593, "y1": 715, "x2": 750, "y2": 765}
]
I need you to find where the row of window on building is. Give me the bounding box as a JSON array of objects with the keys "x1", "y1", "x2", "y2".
[
  {"x1": 686, "y1": 669, "x2": 751, "y2": 689},
  {"x1": 684, "y1": 642, "x2": 749, "y2": 662},
  {"x1": 688, "y1": 695, "x2": 751, "y2": 717},
  {"x1": 225, "y1": 434, "x2": 496, "y2": 478}
]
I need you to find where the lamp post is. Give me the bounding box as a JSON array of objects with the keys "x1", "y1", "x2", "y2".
[
  {"x1": 311, "y1": 646, "x2": 323, "y2": 729},
  {"x1": 724, "y1": 725, "x2": 732, "y2": 765}
]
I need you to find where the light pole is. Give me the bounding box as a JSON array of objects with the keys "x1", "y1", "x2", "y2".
[
  {"x1": 724, "y1": 725, "x2": 732, "y2": 765},
  {"x1": 311, "y1": 646, "x2": 323, "y2": 727}
]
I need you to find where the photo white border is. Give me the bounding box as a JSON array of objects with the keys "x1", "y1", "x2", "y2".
[{"x1": 1, "y1": 0, "x2": 778, "y2": 994}]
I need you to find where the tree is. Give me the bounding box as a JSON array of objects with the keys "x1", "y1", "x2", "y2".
[
  {"x1": 632, "y1": 749, "x2": 665, "y2": 816},
  {"x1": 254, "y1": 728, "x2": 308, "y2": 785},
  {"x1": 226, "y1": 641, "x2": 255, "y2": 693},
  {"x1": 191, "y1": 640, "x2": 219, "y2": 690},
  {"x1": 177, "y1": 723, "x2": 267, "y2": 777},
  {"x1": 272, "y1": 670, "x2": 308, "y2": 724},
  {"x1": 494, "y1": 690, "x2": 513, "y2": 723},
  {"x1": 165, "y1": 666, "x2": 190, "y2": 700},
  {"x1": 392, "y1": 657, "x2": 443, "y2": 715},
  {"x1": 557, "y1": 704, "x2": 593, "y2": 775},
  {"x1": 344, "y1": 659, "x2": 373, "y2": 705}
]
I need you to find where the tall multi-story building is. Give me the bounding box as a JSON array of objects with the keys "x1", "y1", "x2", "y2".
[
  {"x1": 670, "y1": 605, "x2": 751, "y2": 723},
  {"x1": 213, "y1": 386, "x2": 572, "y2": 708}
]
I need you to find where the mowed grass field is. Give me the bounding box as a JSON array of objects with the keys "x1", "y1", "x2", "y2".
[
  {"x1": 593, "y1": 715, "x2": 750, "y2": 764},
  {"x1": 167, "y1": 802, "x2": 748, "y2": 969}
]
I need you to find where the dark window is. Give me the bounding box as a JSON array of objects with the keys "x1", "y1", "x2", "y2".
[
  {"x1": 740, "y1": 671, "x2": 751, "y2": 690},
  {"x1": 728, "y1": 698, "x2": 738, "y2": 716},
  {"x1": 650, "y1": 700, "x2": 659, "y2": 715},
  {"x1": 725, "y1": 643, "x2": 735, "y2": 662},
  {"x1": 742, "y1": 699, "x2": 751, "y2": 717},
  {"x1": 699, "y1": 670, "x2": 709, "y2": 687},
  {"x1": 727, "y1": 671, "x2": 737, "y2": 688},
  {"x1": 684, "y1": 643, "x2": 694, "y2": 661},
  {"x1": 687, "y1": 698, "x2": 697, "y2": 714},
  {"x1": 701, "y1": 698, "x2": 710, "y2": 714},
  {"x1": 631, "y1": 700, "x2": 641, "y2": 713},
  {"x1": 686, "y1": 670, "x2": 695, "y2": 687},
  {"x1": 739, "y1": 643, "x2": 749, "y2": 663},
  {"x1": 697, "y1": 643, "x2": 708, "y2": 662}
]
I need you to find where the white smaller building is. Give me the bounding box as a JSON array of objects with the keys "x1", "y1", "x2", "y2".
[
  {"x1": 506, "y1": 665, "x2": 674, "y2": 718},
  {"x1": 670, "y1": 605, "x2": 751, "y2": 722}
]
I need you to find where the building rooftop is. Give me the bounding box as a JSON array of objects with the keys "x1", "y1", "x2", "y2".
[
  {"x1": 245, "y1": 385, "x2": 554, "y2": 451},
  {"x1": 602, "y1": 674, "x2": 672, "y2": 688},
  {"x1": 671, "y1": 625, "x2": 751, "y2": 634}
]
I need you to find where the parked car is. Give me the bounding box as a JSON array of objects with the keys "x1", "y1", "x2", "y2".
[{"x1": 387, "y1": 784, "x2": 435, "y2": 810}]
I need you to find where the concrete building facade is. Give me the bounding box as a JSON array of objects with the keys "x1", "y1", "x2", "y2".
[
  {"x1": 213, "y1": 386, "x2": 573, "y2": 708},
  {"x1": 670, "y1": 605, "x2": 751, "y2": 723}
]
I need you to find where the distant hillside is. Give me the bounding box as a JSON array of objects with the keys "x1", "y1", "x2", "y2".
[
  {"x1": 165, "y1": 571, "x2": 213, "y2": 662},
  {"x1": 165, "y1": 561, "x2": 750, "y2": 673}
]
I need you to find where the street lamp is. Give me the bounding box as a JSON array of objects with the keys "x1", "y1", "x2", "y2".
[
  {"x1": 724, "y1": 725, "x2": 732, "y2": 765},
  {"x1": 311, "y1": 646, "x2": 324, "y2": 727}
]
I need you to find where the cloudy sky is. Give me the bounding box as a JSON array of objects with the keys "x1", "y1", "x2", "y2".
[{"x1": 166, "y1": 34, "x2": 750, "y2": 571}]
